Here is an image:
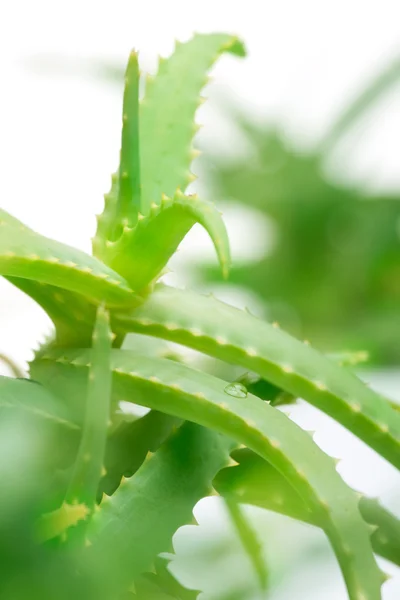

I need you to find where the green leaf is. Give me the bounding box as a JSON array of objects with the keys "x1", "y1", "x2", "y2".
[
  {"x1": 328, "y1": 350, "x2": 370, "y2": 367},
  {"x1": 215, "y1": 447, "x2": 400, "y2": 568},
  {"x1": 116, "y1": 50, "x2": 141, "y2": 232},
  {"x1": 0, "y1": 208, "x2": 137, "y2": 307},
  {"x1": 87, "y1": 422, "x2": 234, "y2": 595},
  {"x1": 114, "y1": 284, "x2": 400, "y2": 469},
  {"x1": 95, "y1": 190, "x2": 230, "y2": 289},
  {"x1": 35, "y1": 307, "x2": 113, "y2": 543},
  {"x1": 139, "y1": 33, "x2": 245, "y2": 214},
  {"x1": 93, "y1": 33, "x2": 244, "y2": 264},
  {"x1": 235, "y1": 349, "x2": 369, "y2": 406},
  {"x1": 147, "y1": 556, "x2": 199, "y2": 600},
  {"x1": 101, "y1": 411, "x2": 180, "y2": 497},
  {"x1": 32, "y1": 350, "x2": 383, "y2": 600},
  {"x1": 0, "y1": 375, "x2": 77, "y2": 430},
  {"x1": 66, "y1": 305, "x2": 113, "y2": 510}
]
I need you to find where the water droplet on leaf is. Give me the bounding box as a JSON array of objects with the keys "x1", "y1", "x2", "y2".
[{"x1": 224, "y1": 382, "x2": 248, "y2": 398}]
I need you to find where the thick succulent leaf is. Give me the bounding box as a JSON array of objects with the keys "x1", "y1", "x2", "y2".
[
  {"x1": 86, "y1": 422, "x2": 235, "y2": 595},
  {"x1": 93, "y1": 33, "x2": 244, "y2": 258},
  {"x1": 0, "y1": 208, "x2": 136, "y2": 307},
  {"x1": 93, "y1": 173, "x2": 119, "y2": 260},
  {"x1": 215, "y1": 448, "x2": 400, "y2": 568},
  {"x1": 224, "y1": 497, "x2": 268, "y2": 591},
  {"x1": 66, "y1": 305, "x2": 113, "y2": 509},
  {"x1": 4, "y1": 214, "x2": 95, "y2": 346},
  {"x1": 148, "y1": 556, "x2": 199, "y2": 600},
  {"x1": 36, "y1": 307, "x2": 113, "y2": 542},
  {"x1": 235, "y1": 350, "x2": 369, "y2": 407},
  {"x1": 101, "y1": 411, "x2": 180, "y2": 496},
  {"x1": 329, "y1": 350, "x2": 370, "y2": 367},
  {"x1": 133, "y1": 575, "x2": 177, "y2": 600},
  {"x1": 32, "y1": 350, "x2": 383, "y2": 600},
  {"x1": 114, "y1": 285, "x2": 400, "y2": 469},
  {"x1": 94, "y1": 191, "x2": 230, "y2": 290},
  {"x1": 0, "y1": 375, "x2": 77, "y2": 430},
  {"x1": 139, "y1": 33, "x2": 245, "y2": 213},
  {"x1": 116, "y1": 50, "x2": 141, "y2": 231}
]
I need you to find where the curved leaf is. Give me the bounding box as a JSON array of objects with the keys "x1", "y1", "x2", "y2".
[
  {"x1": 94, "y1": 191, "x2": 230, "y2": 290},
  {"x1": 114, "y1": 285, "x2": 400, "y2": 469},
  {"x1": 101, "y1": 411, "x2": 180, "y2": 497},
  {"x1": 36, "y1": 307, "x2": 114, "y2": 543},
  {"x1": 139, "y1": 33, "x2": 245, "y2": 213},
  {"x1": 215, "y1": 448, "x2": 400, "y2": 567},
  {"x1": 0, "y1": 375, "x2": 77, "y2": 430},
  {"x1": 93, "y1": 33, "x2": 245, "y2": 258},
  {"x1": 116, "y1": 50, "x2": 141, "y2": 231},
  {"x1": 32, "y1": 350, "x2": 384, "y2": 600},
  {"x1": 66, "y1": 305, "x2": 113, "y2": 509},
  {"x1": 87, "y1": 422, "x2": 234, "y2": 595},
  {"x1": 0, "y1": 208, "x2": 137, "y2": 307}
]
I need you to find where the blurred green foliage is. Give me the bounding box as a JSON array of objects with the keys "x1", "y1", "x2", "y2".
[{"x1": 200, "y1": 116, "x2": 400, "y2": 363}]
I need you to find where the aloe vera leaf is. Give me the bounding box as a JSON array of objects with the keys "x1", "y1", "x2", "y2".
[
  {"x1": 4, "y1": 214, "x2": 95, "y2": 345},
  {"x1": 65, "y1": 305, "x2": 113, "y2": 509},
  {"x1": 133, "y1": 575, "x2": 177, "y2": 600},
  {"x1": 95, "y1": 191, "x2": 230, "y2": 289},
  {"x1": 224, "y1": 497, "x2": 268, "y2": 591},
  {"x1": 32, "y1": 351, "x2": 384, "y2": 600},
  {"x1": 36, "y1": 307, "x2": 113, "y2": 543},
  {"x1": 0, "y1": 375, "x2": 77, "y2": 430},
  {"x1": 115, "y1": 50, "x2": 141, "y2": 233},
  {"x1": 101, "y1": 410, "x2": 180, "y2": 496},
  {"x1": 0, "y1": 208, "x2": 136, "y2": 307},
  {"x1": 215, "y1": 448, "x2": 400, "y2": 568},
  {"x1": 139, "y1": 33, "x2": 245, "y2": 214},
  {"x1": 87, "y1": 422, "x2": 235, "y2": 595},
  {"x1": 114, "y1": 285, "x2": 400, "y2": 468},
  {"x1": 149, "y1": 556, "x2": 199, "y2": 600},
  {"x1": 328, "y1": 350, "x2": 370, "y2": 367},
  {"x1": 93, "y1": 173, "x2": 119, "y2": 260},
  {"x1": 93, "y1": 33, "x2": 244, "y2": 259},
  {"x1": 235, "y1": 349, "x2": 369, "y2": 407}
]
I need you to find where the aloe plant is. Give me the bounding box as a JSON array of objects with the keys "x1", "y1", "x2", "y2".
[{"x1": 0, "y1": 33, "x2": 399, "y2": 600}]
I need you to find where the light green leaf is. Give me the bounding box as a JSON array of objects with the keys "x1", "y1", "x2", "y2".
[
  {"x1": 95, "y1": 190, "x2": 230, "y2": 290},
  {"x1": 87, "y1": 422, "x2": 234, "y2": 595},
  {"x1": 0, "y1": 208, "x2": 136, "y2": 307},
  {"x1": 215, "y1": 447, "x2": 400, "y2": 568},
  {"x1": 139, "y1": 33, "x2": 245, "y2": 213},
  {"x1": 116, "y1": 50, "x2": 141, "y2": 231},
  {"x1": 66, "y1": 305, "x2": 113, "y2": 510},
  {"x1": 115, "y1": 285, "x2": 400, "y2": 469},
  {"x1": 32, "y1": 350, "x2": 383, "y2": 600},
  {"x1": 0, "y1": 375, "x2": 77, "y2": 430}
]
